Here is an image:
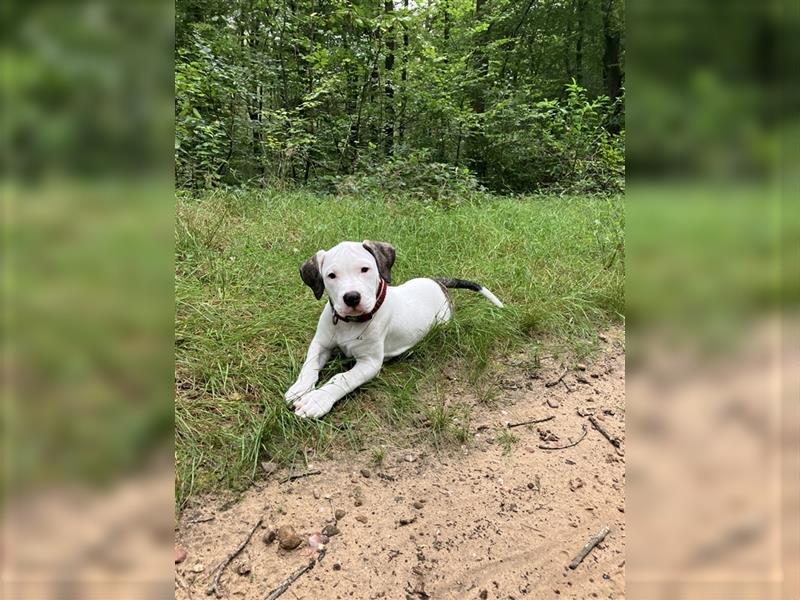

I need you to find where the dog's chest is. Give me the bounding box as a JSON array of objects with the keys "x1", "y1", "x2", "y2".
[{"x1": 332, "y1": 324, "x2": 376, "y2": 358}]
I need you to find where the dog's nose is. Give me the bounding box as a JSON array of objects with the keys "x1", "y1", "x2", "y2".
[{"x1": 343, "y1": 292, "x2": 361, "y2": 308}]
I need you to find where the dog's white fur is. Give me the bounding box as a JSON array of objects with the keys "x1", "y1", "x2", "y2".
[{"x1": 286, "y1": 241, "x2": 501, "y2": 418}]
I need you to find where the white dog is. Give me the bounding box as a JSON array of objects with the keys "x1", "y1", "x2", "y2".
[{"x1": 285, "y1": 240, "x2": 503, "y2": 418}]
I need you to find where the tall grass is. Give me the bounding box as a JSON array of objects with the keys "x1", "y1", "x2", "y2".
[{"x1": 175, "y1": 190, "x2": 623, "y2": 505}]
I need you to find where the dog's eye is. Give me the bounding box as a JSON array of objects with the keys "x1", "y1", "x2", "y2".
[
  {"x1": 361, "y1": 267, "x2": 369, "y2": 273},
  {"x1": 327, "y1": 273, "x2": 336, "y2": 279}
]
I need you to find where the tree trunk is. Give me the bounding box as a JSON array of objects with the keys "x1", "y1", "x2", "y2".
[
  {"x1": 468, "y1": 0, "x2": 488, "y2": 180},
  {"x1": 384, "y1": 0, "x2": 395, "y2": 156},
  {"x1": 602, "y1": 0, "x2": 622, "y2": 134},
  {"x1": 399, "y1": 0, "x2": 409, "y2": 145},
  {"x1": 575, "y1": 0, "x2": 585, "y2": 85}
]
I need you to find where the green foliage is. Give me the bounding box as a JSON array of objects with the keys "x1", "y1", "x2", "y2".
[
  {"x1": 174, "y1": 0, "x2": 625, "y2": 195},
  {"x1": 485, "y1": 82, "x2": 625, "y2": 195},
  {"x1": 328, "y1": 150, "x2": 484, "y2": 201}
]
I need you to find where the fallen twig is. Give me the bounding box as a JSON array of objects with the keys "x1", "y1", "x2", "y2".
[
  {"x1": 568, "y1": 526, "x2": 610, "y2": 569},
  {"x1": 538, "y1": 424, "x2": 588, "y2": 450},
  {"x1": 264, "y1": 557, "x2": 317, "y2": 600},
  {"x1": 588, "y1": 415, "x2": 623, "y2": 453},
  {"x1": 206, "y1": 517, "x2": 263, "y2": 597},
  {"x1": 506, "y1": 415, "x2": 555, "y2": 429},
  {"x1": 545, "y1": 369, "x2": 568, "y2": 388},
  {"x1": 188, "y1": 515, "x2": 215, "y2": 524},
  {"x1": 280, "y1": 469, "x2": 321, "y2": 484}
]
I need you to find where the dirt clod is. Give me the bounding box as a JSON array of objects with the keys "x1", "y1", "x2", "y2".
[
  {"x1": 261, "y1": 461, "x2": 279, "y2": 477},
  {"x1": 175, "y1": 545, "x2": 187, "y2": 564},
  {"x1": 190, "y1": 563, "x2": 204, "y2": 573},
  {"x1": 355, "y1": 515, "x2": 368, "y2": 523},
  {"x1": 413, "y1": 501, "x2": 424, "y2": 509},
  {"x1": 277, "y1": 525, "x2": 303, "y2": 550},
  {"x1": 569, "y1": 478, "x2": 585, "y2": 492},
  {"x1": 322, "y1": 523, "x2": 339, "y2": 537},
  {"x1": 333, "y1": 563, "x2": 342, "y2": 571},
  {"x1": 235, "y1": 560, "x2": 251, "y2": 575},
  {"x1": 263, "y1": 529, "x2": 276, "y2": 545},
  {"x1": 360, "y1": 468, "x2": 371, "y2": 478},
  {"x1": 398, "y1": 516, "x2": 417, "y2": 526}
]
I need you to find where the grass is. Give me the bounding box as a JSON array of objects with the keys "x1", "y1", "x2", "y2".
[
  {"x1": 496, "y1": 430, "x2": 519, "y2": 455},
  {"x1": 175, "y1": 188, "x2": 624, "y2": 506}
]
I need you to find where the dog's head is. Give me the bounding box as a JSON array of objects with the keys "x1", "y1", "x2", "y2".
[{"x1": 300, "y1": 240, "x2": 395, "y2": 317}]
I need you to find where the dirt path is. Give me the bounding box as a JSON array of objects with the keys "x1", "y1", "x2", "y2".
[{"x1": 175, "y1": 329, "x2": 625, "y2": 599}]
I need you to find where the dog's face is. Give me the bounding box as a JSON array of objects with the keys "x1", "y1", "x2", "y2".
[{"x1": 300, "y1": 240, "x2": 395, "y2": 317}]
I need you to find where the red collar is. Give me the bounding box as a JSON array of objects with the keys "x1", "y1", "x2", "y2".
[{"x1": 332, "y1": 278, "x2": 388, "y2": 325}]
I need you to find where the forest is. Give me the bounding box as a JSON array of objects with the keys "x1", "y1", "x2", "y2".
[{"x1": 175, "y1": 0, "x2": 624, "y2": 195}]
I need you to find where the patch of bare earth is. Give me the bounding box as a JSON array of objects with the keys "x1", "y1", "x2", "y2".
[{"x1": 176, "y1": 329, "x2": 625, "y2": 599}]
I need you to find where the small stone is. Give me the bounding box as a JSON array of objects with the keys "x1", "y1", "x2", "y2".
[
  {"x1": 191, "y1": 563, "x2": 205, "y2": 573},
  {"x1": 322, "y1": 523, "x2": 339, "y2": 537},
  {"x1": 576, "y1": 375, "x2": 589, "y2": 384},
  {"x1": 263, "y1": 530, "x2": 276, "y2": 544},
  {"x1": 404, "y1": 454, "x2": 416, "y2": 463},
  {"x1": 261, "y1": 461, "x2": 279, "y2": 477},
  {"x1": 598, "y1": 333, "x2": 608, "y2": 342},
  {"x1": 277, "y1": 526, "x2": 303, "y2": 550},
  {"x1": 413, "y1": 501, "x2": 424, "y2": 509},
  {"x1": 355, "y1": 515, "x2": 368, "y2": 523},
  {"x1": 569, "y1": 478, "x2": 585, "y2": 492},
  {"x1": 354, "y1": 498, "x2": 363, "y2": 507},
  {"x1": 479, "y1": 591, "x2": 488, "y2": 600},
  {"x1": 398, "y1": 516, "x2": 416, "y2": 526},
  {"x1": 590, "y1": 373, "x2": 600, "y2": 379},
  {"x1": 313, "y1": 489, "x2": 320, "y2": 499},
  {"x1": 175, "y1": 545, "x2": 187, "y2": 564},
  {"x1": 334, "y1": 509, "x2": 346, "y2": 520},
  {"x1": 565, "y1": 459, "x2": 576, "y2": 465},
  {"x1": 547, "y1": 398, "x2": 560, "y2": 409},
  {"x1": 576, "y1": 363, "x2": 587, "y2": 371},
  {"x1": 333, "y1": 563, "x2": 342, "y2": 571},
  {"x1": 360, "y1": 468, "x2": 371, "y2": 478},
  {"x1": 236, "y1": 560, "x2": 251, "y2": 575}
]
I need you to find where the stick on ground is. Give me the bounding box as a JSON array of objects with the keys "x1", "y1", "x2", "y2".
[
  {"x1": 506, "y1": 415, "x2": 555, "y2": 429},
  {"x1": 569, "y1": 526, "x2": 611, "y2": 569},
  {"x1": 279, "y1": 469, "x2": 321, "y2": 484},
  {"x1": 545, "y1": 369, "x2": 568, "y2": 388},
  {"x1": 206, "y1": 517, "x2": 263, "y2": 597},
  {"x1": 538, "y1": 424, "x2": 588, "y2": 450},
  {"x1": 264, "y1": 558, "x2": 317, "y2": 600},
  {"x1": 588, "y1": 415, "x2": 622, "y2": 452}
]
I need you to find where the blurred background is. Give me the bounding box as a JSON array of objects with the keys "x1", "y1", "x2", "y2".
[
  {"x1": 2, "y1": 1, "x2": 176, "y2": 599},
  {"x1": 1, "y1": 0, "x2": 797, "y2": 599},
  {"x1": 626, "y1": 0, "x2": 798, "y2": 598}
]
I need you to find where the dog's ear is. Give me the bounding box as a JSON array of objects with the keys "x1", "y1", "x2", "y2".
[
  {"x1": 362, "y1": 240, "x2": 396, "y2": 283},
  {"x1": 300, "y1": 250, "x2": 326, "y2": 300}
]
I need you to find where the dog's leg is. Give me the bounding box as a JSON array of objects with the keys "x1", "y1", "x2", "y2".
[
  {"x1": 293, "y1": 355, "x2": 383, "y2": 418},
  {"x1": 285, "y1": 337, "x2": 332, "y2": 404}
]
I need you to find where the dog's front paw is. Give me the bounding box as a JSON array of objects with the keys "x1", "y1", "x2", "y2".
[
  {"x1": 285, "y1": 381, "x2": 314, "y2": 404},
  {"x1": 293, "y1": 389, "x2": 336, "y2": 419}
]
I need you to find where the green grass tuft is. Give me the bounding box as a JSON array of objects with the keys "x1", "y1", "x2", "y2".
[{"x1": 175, "y1": 190, "x2": 623, "y2": 506}]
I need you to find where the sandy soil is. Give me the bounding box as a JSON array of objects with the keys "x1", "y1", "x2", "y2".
[{"x1": 175, "y1": 329, "x2": 625, "y2": 599}]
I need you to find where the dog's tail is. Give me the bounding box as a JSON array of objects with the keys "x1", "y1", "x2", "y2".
[{"x1": 434, "y1": 278, "x2": 504, "y2": 308}]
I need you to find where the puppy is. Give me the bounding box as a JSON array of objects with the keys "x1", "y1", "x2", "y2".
[{"x1": 286, "y1": 240, "x2": 503, "y2": 417}]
